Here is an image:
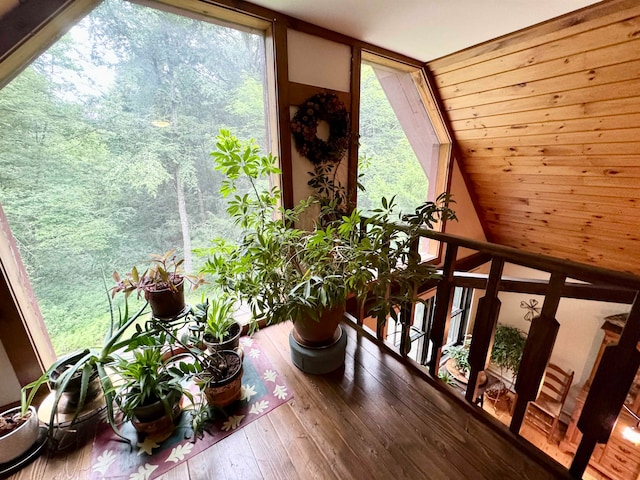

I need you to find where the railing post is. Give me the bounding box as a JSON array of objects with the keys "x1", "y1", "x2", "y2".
[
  {"x1": 510, "y1": 272, "x2": 565, "y2": 435},
  {"x1": 466, "y1": 258, "x2": 504, "y2": 404},
  {"x1": 428, "y1": 244, "x2": 458, "y2": 377},
  {"x1": 398, "y1": 238, "x2": 420, "y2": 356},
  {"x1": 570, "y1": 294, "x2": 640, "y2": 478}
]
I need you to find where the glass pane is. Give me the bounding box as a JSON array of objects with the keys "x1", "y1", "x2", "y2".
[
  {"x1": 358, "y1": 62, "x2": 439, "y2": 216},
  {"x1": 0, "y1": 0, "x2": 268, "y2": 354}
]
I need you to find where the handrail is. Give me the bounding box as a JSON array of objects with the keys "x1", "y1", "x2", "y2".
[{"x1": 346, "y1": 224, "x2": 640, "y2": 479}]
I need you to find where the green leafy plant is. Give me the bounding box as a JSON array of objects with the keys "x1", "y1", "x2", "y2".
[
  {"x1": 21, "y1": 296, "x2": 148, "y2": 443},
  {"x1": 444, "y1": 343, "x2": 471, "y2": 376},
  {"x1": 490, "y1": 324, "x2": 527, "y2": 389},
  {"x1": 199, "y1": 130, "x2": 456, "y2": 331},
  {"x1": 112, "y1": 249, "x2": 205, "y2": 298},
  {"x1": 204, "y1": 295, "x2": 237, "y2": 343},
  {"x1": 113, "y1": 344, "x2": 186, "y2": 422},
  {"x1": 438, "y1": 371, "x2": 457, "y2": 386}
]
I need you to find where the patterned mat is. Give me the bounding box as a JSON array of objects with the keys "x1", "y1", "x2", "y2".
[{"x1": 89, "y1": 337, "x2": 291, "y2": 479}]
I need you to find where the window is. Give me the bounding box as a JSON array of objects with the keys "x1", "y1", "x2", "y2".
[
  {"x1": 358, "y1": 53, "x2": 451, "y2": 260},
  {"x1": 0, "y1": 0, "x2": 273, "y2": 355}
]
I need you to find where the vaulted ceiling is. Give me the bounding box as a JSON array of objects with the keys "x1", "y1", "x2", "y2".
[{"x1": 428, "y1": 0, "x2": 640, "y2": 276}]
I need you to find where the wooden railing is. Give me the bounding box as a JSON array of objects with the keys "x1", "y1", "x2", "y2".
[{"x1": 345, "y1": 227, "x2": 640, "y2": 479}]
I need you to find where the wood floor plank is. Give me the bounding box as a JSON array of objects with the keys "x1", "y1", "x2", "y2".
[
  {"x1": 264, "y1": 323, "x2": 461, "y2": 479},
  {"x1": 258, "y1": 325, "x2": 390, "y2": 480},
  {"x1": 243, "y1": 414, "x2": 298, "y2": 480},
  {"x1": 44, "y1": 440, "x2": 94, "y2": 480},
  {"x1": 156, "y1": 462, "x2": 189, "y2": 480},
  {"x1": 267, "y1": 405, "x2": 339, "y2": 480},
  {"x1": 187, "y1": 430, "x2": 263, "y2": 480},
  {"x1": 337, "y1": 324, "x2": 566, "y2": 479}
]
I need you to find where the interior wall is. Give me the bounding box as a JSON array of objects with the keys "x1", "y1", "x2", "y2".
[
  {"x1": 0, "y1": 339, "x2": 20, "y2": 406},
  {"x1": 287, "y1": 29, "x2": 352, "y2": 210},
  {"x1": 446, "y1": 157, "x2": 486, "y2": 259}
]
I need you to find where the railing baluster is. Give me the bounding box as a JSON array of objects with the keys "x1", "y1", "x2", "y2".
[
  {"x1": 570, "y1": 294, "x2": 640, "y2": 478},
  {"x1": 398, "y1": 238, "x2": 420, "y2": 356},
  {"x1": 428, "y1": 244, "x2": 458, "y2": 377},
  {"x1": 466, "y1": 257, "x2": 504, "y2": 404},
  {"x1": 510, "y1": 272, "x2": 565, "y2": 434}
]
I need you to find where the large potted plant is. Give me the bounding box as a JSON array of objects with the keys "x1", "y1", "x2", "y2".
[
  {"x1": 487, "y1": 324, "x2": 527, "y2": 399},
  {"x1": 22, "y1": 298, "x2": 148, "y2": 447},
  {"x1": 112, "y1": 250, "x2": 205, "y2": 319},
  {"x1": 201, "y1": 130, "x2": 456, "y2": 350}
]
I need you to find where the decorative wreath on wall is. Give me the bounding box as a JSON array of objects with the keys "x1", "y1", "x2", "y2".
[{"x1": 290, "y1": 92, "x2": 350, "y2": 164}]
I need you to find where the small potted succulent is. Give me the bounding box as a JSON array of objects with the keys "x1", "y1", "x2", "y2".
[{"x1": 112, "y1": 249, "x2": 205, "y2": 319}]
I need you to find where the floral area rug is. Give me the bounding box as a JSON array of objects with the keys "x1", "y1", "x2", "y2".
[{"x1": 90, "y1": 337, "x2": 292, "y2": 480}]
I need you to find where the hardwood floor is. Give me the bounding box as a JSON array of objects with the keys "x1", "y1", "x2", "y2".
[{"x1": 8, "y1": 322, "x2": 571, "y2": 480}]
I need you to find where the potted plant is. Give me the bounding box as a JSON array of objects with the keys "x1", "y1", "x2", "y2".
[
  {"x1": 444, "y1": 342, "x2": 471, "y2": 380},
  {"x1": 200, "y1": 130, "x2": 456, "y2": 350},
  {"x1": 0, "y1": 401, "x2": 39, "y2": 465},
  {"x1": 204, "y1": 297, "x2": 242, "y2": 353},
  {"x1": 112, "y1": 249, "x2": 205, "y2": 319},
  {"x1": 23, "y1": 297, "x2": 149, "y2": 446},
  {"x1": 486, "y1": 324, "x2": 527, "y2": 399},
  {"x1": 196, "y1": 349, "x2": 244, "y2": 408},
  {"x1": 113, "y1": 344, "x2": 186, "y2": 441}
]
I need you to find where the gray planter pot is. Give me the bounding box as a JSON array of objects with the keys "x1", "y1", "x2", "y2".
[{"x1": 0, "y1": 406, "x2": 39, "y2": 464}]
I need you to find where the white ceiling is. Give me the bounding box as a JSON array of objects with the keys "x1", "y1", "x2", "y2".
[{"x1": 249, "y1": 0, "x2": 603, "y2": 62}]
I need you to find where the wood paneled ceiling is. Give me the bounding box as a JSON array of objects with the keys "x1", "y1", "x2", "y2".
[{"x1": 428, "y1": 0, "x2": 640, "y2": 276}]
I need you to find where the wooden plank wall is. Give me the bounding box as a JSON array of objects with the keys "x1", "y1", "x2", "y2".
[{"x1": 428, "y1": 0, "x2": 640, "y2": 276}]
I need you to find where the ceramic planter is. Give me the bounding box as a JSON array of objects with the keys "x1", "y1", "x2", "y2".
[
  {"x1": 292, "y1": 304, "x2": 345, "y2": 348},
  {"x1": 146, "y1": 280, "x2": 186, "y2": 319},
  {"x1": 203, "y1": 321, "x2": 241, "y2": 354},
  {"x1": 0, "y1": 406, "x2": 39, "y2": 464},
  {"x1": 202, "y1": 350, "x2": 243, "y2": 408}
]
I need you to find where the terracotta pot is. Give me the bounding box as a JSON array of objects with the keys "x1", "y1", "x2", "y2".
[
  {"x1": 203, "y1": 321, "x2": 241, "y2": 354},
  {"x1": 203, "y1": 350, "x2": 243, "y2": 408},
  {"x1": 0, "y1": 406, "x2": 39, "y2": 464},
  {"x1": 292, "y1": 304, "x2": 345, "y2": 348},
  {"x1": 131, "y1": 391, "x2": 182, "y2": 441},
  {"x1": 146, "y1": 280, "x2": 186, "y2": 319}
]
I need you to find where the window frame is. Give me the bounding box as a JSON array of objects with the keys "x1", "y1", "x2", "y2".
[
  {"x1": 358, "y1": 51, "x2": 453, "y2": 262},
  {"x1": 0, "y1": 0, "x2": 280, "y2": 395}
]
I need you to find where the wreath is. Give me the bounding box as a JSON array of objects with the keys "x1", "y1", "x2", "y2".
[{"x1": 290, "y1": 92, "x2": 350, "y2": 164}]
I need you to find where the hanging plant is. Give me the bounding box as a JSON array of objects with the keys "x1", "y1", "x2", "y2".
[{"x1": 290, "y1": 92, "x2": 350, "y2": 164}]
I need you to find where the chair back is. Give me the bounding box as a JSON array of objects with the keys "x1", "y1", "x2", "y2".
[{"x1": 539, "y1": 362, "x2": 574, "y2": 404}]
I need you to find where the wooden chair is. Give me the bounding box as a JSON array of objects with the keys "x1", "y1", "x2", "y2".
[{"x1": 524, "y1": 362, "x2": 574, "y2": 442}]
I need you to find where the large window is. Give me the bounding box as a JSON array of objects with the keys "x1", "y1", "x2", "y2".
[
  {"x1": 0, "y1": 0, "x2": 271, "y2": 354},
  {"x1": 358, "y1": 54, "x2": 451, "y2": 260}
]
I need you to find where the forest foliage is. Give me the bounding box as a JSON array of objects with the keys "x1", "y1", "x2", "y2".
[{"x1": 0, "y1": 0, "x2": 430, "y2": 353}]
